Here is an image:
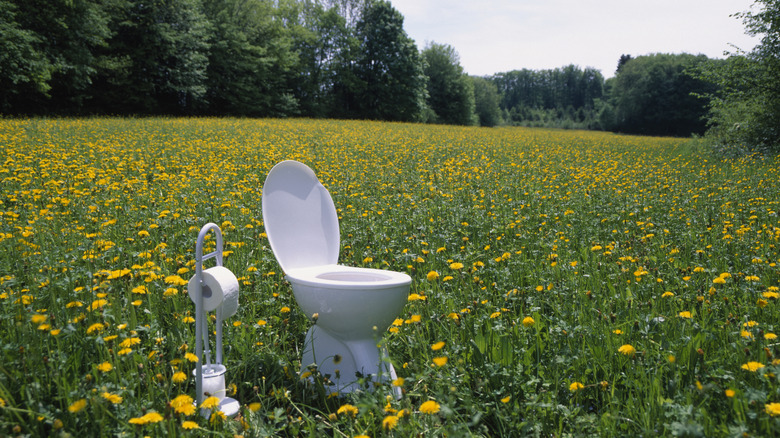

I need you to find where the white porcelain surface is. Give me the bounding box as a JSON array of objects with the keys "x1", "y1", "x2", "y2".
[
  {"x1": 262, "y1": 160, "x2": 410, "y2": 394},
  {"x1": 287, "y1": 264, "x2": 410, "y2": 339},
  {"x1": 262, "y1": 160, "x2": 340, "y2": 272}
]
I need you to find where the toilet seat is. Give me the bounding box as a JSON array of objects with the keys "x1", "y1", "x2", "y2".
[
  {"x1": 262, "y1": 161, "x2": 340, "y2": 273},
  {"x1": 286, "y1": 264, "x2": 411, "y2": 289}
]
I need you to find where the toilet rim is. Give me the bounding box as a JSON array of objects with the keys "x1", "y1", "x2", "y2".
[{"x1": 285, "y1": 265, "x2": 411, "y2": 290}]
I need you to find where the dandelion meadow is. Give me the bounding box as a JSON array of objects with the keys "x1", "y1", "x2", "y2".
[{"x1": 1, "y1": 118, "x2": 780, "y2": 436}]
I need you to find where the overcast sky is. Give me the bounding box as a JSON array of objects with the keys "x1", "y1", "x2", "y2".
[{"x1": 389, "y1": 0, "x2": 760, "y2": 78}]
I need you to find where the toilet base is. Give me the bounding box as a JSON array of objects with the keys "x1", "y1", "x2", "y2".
[{"x1": 300, "y1": 325, "x2": 400, "y2": 397}]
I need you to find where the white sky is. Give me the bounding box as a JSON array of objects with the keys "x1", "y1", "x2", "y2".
[{"x1": 390, "y1": 0, "x2": 760, "y2": 77}]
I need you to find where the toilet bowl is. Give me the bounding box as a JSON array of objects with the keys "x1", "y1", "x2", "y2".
[{"x1": 262, "y1": 160, "x2": 411, "y2": 394}]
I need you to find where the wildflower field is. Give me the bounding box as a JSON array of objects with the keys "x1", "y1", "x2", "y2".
[{"x1": 1, "y1": 118, "x2": 780, "y2": 437}]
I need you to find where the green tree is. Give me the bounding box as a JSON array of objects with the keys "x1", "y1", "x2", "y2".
[
  {"x1": 94, "y1": 0, "x2": 211, "y2": 114},
  {"x1": 471, "y1": 76, "x2": 502, "y2": 127},
  {"x1": 284, "y1": 0, "x2": 353, "y2": 117},
  {"x1": 349, "y1": 0, "x2": 426, "y2": 121},
  {"x1": 0, "y1": 1, "x2": 53, "y2": 112},
  {"x1": 699, "y1": 0, "x2": 780, "y2": 152},
  {"x1": 422, "y1": 42, "x2": 476, "y2": 125},
  {"x1": 2, "y1": 0, "x2": 112, "y2": 113},
  {"x1": 203, "y1": 0, "x2": 298, "y2": 116},
  {"x1": 609, "y1": 53, "x2": 715, "y2": 136}
]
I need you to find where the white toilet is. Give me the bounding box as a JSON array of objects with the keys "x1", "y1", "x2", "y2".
[{"x1": 261, "y1": 160, "x2": 411, "y2": 394}]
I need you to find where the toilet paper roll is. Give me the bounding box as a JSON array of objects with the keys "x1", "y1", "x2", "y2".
[{"x1": 188, "y1": 266, "x2": 239, "y2": 316}]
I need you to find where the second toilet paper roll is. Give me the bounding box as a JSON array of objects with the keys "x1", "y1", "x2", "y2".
[{"x1": 188, "y1": 266, "x2": 239, "y2": 317}]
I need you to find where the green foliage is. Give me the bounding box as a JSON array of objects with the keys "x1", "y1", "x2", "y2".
[
  {"x1": 696, "y1": 0, "x2": 780, "y2": 153},
  {"x1": 350, "y1": 0, "x2": 427, "y2": 121},
  {"x1": 491, "y1": 65, "x2": 604, "y2": 129},
  {"x1": 0, "y1": 1, "x2": 53, "y2": 112},
  {"x1": 204, "y1": 0, "x2": 298, "y2": 116},
  {"x1": 471, "y1": 76, "x2": 503, "y2": 127},
  {"x1": 2, "y1": 0, "x2": 112, "y2": 113},
  {"x1": 605, "y1": 53, "x2": 715, "y2": 137},
  {"x1": 422, "y1": 42, "x2": 476, "y2": 126}
]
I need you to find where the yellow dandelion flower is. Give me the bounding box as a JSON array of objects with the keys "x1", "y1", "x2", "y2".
[
  {"x1": 248, "y1": 402, "x2": 261, "y2": 412},
  {"x1": 678, "y1": 311, "x2": 692, "y2": 319},
  {"x1": 337, "y1": 403, "x2": 358, "y2": 417},
  {"x1": 426, "y1": 271, "x2": 440, "y2": 281},
  {"x1": 618, "y1": 344, "x2": 636, "y2": 356},
  {"x1": 432, "y1": 356, "x2": 448, "y2": 367},
  {"x1": 500, "y1": 395, "x2": 511, "y2": 403},
  {"x1": 171, "y1": 394, "x2": 196, "y2": 416},
  {"x1": 68, "y1": 399, "x2": 87, "y2": 413},
  {"x1": 101, "y1": 392, "x2": 123, "y2": 404},
  {"x1": 200, "y1": 396, "x2": 220, "y2": 410},
  {"x1": 766, "y1": 403, "x2": 780, "y2": 416},
  {"x1": 419, "y1": 400, "x2": 441, "y2": 414},
  {"x1": 522, "y1": 316, "x2": 535, "y2": 327},
  {"x1": 662, "y1": 291, "x2": 674, "y2": 298},
  {"x1": 569, "y1": 382, "x2": 584, "y2": 392},
  {"x1": 382, "y1": 415, "x2": 399, "y2": 430},
  {"x1": 725, "y1": 389, "x2": 736, "y2": 398},
  {"x1": 119, "y1": 337, "x2": 141, "y2": 348},
  {"x1": 86, "y1": 323, "x2": 105, "y2": 334},
  {"x1": 765, "y1": 333, "x2": 778, "y2": 340},
  {"x1": 88, "y1": 300, "x2": 108, "y2": 312},
  {"x1": 97, "y1": 362, "x2": 113, "y2": 373},
  {"x1": 741, "y1": 361, "x2": 765, "y2": 372},
  {"x1": 741, "y1": 330, "x2": 753, "y2": 339},
  {"x1": 431, "y1": 341, "x2": 445, "y2": 351},
  {"x1": 449, "y1": 262, "x2": 464, "y2": 270},
  {"x1": 131, "y1": 285, "x2": 147, "y2": 294},
  {"x1": 31, "y1": 314, "x2": 47, "y2": 324},
  {"x1": 128, "y1": 411, "x2": 163, "y2": 425},
  {"x1": 392, "y1": 377, "x2": 404, "y2": 387},
  {"x1": 172, "y1": 371, "x2": 187, "y2": 383},
  {"x1": 185, "y1": 352, "x2": 199, "y2": 362},
  {"x1": 182, "y1": 421, "x2": 199, "y2": 429},
  {"x1": 280, "y1": 306, "x2": 290, "y2": 313}
]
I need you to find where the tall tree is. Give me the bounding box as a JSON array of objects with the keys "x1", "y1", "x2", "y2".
[
  {"x1": 471, "y1": 76, "x2": 502, "y2": 127},
  {"x1": 0, "y1": 1, "x2": 53, "y2": 112},
  {"x1": 94, "y1": 0, "x2": 211, "y2": 114},
  {"x1": 284, "y1": 0, "x2": 351, "y2": 117},
  {"x1": 422, "y1": 42, "x2": 476, "y2": 125},
  {"x1": 698, "y1": 0, "x2": 780, "y2": 152},
  {"x1": 2, "y1": 0, "x2": 112, "y2": 113},
  {"x1": 203, "y1": 0, "x2": 298, "y2": 116},
  {"x1": 349, "y1": 0, "x2": 426, "y2": 121},
  {"x1": 609, "y1": 53, "x2": 715, "y2": 136}
]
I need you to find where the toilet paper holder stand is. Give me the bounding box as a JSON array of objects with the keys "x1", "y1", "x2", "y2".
[{"x1": 192, "y1": 222, "x2": 240, "y2": 417}]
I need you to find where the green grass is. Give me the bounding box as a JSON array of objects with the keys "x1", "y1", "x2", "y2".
[{"x1": 1, "y1": 117, "x2": 779, "y2": 436}]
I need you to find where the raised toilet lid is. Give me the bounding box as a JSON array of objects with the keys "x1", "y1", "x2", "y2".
[{"x1": 262, "y1": 160, "x2": 340, "y2": 273}]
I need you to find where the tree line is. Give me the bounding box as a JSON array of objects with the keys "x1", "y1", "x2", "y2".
[
  {"x1": 0, "y1": 0, "x2": 499, "y2": 125},
  {"x1": 2, "y1": 0, "x2": 779, "y2": 151}
]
